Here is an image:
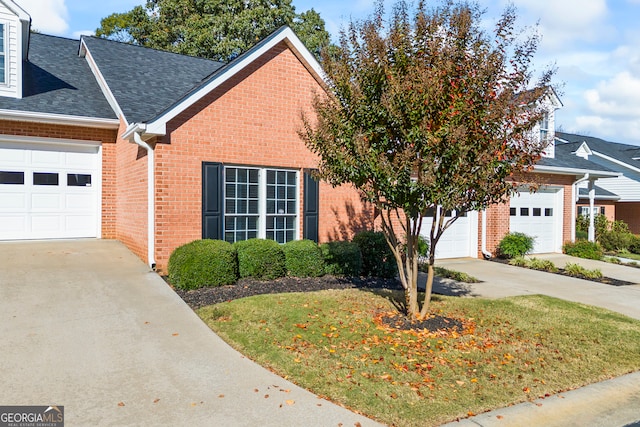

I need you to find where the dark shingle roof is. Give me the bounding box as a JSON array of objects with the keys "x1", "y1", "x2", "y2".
[
  {"x1": 81, "y1": 36, "x2": 224, "y2": 123},
  {"x1": 577, "y1": 186, "x2": 619, "y2": 199},
  {"x1": 556, "y1": 132, "x2": 640, "y2": 167},
  {"x1": 0, "y1": 33, "x2": 116, "y2": 119},
  {"x1": 537, "y1": 142, "x2": 616, "y2": 173}
]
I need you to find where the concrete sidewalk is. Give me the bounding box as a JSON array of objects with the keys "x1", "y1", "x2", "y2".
[
  {"x1": 0, "y1": 240, "x2": 382, "y2": 427},
  {"x1": 433, "y1": 256, "x2": 640, "y2": 426}
]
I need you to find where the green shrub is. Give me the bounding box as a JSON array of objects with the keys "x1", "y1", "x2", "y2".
[
  {"x1": 627, "y1": 235, "x2": 640, "y2": 255},
  {"x1": 598, "y1": 220, "x2": 633, "y2": 252},
  {"x1": 282, "y1": 240, "x2": 325, "y2": 278},
  {"x1": 352, "y1": 231, "x2": 397, "y2": 278},
  {"x1": 563, "y1": 240, "x2": 603, "y2": 260},
  {"x1": 321, "y1": 241, "x2": 362, "y2": 276},
  {"x1": 575, "y1": 230, "x2": 588, "y2": 241},
  {"x1": 168, "y1": 239, "x2": 238, "y2": 290},
  {"x1": 527, "y1": 257, "x2": 558, "y2": 273},
  {"x1": 564, "y1": 262, "x2": 603, "y2": 279},
  {"x1": 433, "y1": 266, "x2": 480, "y2": 283},
  {"x1": 235, "y1": 239, "x2": 286, "y2": 280},
  {"x1": 497, "y1": 232, "x2": 535, "y2": 259},
  {"x1": 508, "y1": 256, "x2": 528, "y2": 267}
]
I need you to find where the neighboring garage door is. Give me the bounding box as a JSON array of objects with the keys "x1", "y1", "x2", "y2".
[
  {"x1": 509, "y1": 187, "x2": 562, "y2": 254},
  {"x1": 0, "y1": 140, "x2": 100, "y2": 240},
  {"x1": 421, "y1": 209, "x2": 478, "y2": 259}
]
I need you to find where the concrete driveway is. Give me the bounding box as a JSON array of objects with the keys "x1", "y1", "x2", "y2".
[
  {"x1": 0, "y1": 240, "x2": 382, "y2": 426},
  {"x1": 435, "y1": 256, "x2": 640, "y2": 320}
]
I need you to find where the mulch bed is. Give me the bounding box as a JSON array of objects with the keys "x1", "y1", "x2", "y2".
[
  {"x1": 173, "y1": 275, "x2": 403, "y2": 310},
  {"x1": 490, "y1": 258, "x2": 636, "y2": 287},
  {"x1": 379, "y1": 312, "x2": 464, "y2": 333}
]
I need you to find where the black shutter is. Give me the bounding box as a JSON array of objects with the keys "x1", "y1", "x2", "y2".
[
  {"x1": 202, "y1": 162, "x2": 223, "y2": 240},
  {"x1": 303, "y1": 170, "x2": 319, "y2": 242}
]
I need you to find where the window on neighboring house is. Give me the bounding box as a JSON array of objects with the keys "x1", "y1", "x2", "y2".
[
  {"x1": 539, "y1": 113, "x2": 549, "y2": 143},
  {"x1": 0, "y1": 23, "x2": 5, "y2": 85},
  {"x1": 224, "y1": 166, "x2": 298, "y2": 244},
  {"x1": 579, "y1": 206, "x2": 605, "y2": 217}
]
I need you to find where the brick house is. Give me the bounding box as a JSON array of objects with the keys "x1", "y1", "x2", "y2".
[{"x1": 0, "y1": 1, "x2": 619, "y2": 271}]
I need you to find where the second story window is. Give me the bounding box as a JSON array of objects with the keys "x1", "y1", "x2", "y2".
[
  {"x1": 540, "y1": 113, "x2": 549, "y2": 143},
  {"x1": 0, "y1": 23, "x2": 5, "y2": 84}
]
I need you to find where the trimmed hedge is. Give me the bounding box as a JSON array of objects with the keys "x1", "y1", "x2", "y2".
[
  {"x1": 235, "y1": 238, "x2": 286, "y2": 280},
  {"x1": 168, "y1": 239, "x2": 238, "y2": 290},
  {"x1": 497, "y1": 232, "x2": 535, "y2": 259},
  {"x1": 321, "y1": 241, "x2": 362, "y2": 276},
  {"x1": 352, "y1": 230, "x2": 397, "y2": 278},
  {"x1": 283, "y1": 240, "x2": 325, "y2": 277},
  {"x1": 563, "y1": 240, "x2": 603, "y2": 260}
]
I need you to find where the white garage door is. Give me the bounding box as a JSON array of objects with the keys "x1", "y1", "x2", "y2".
[
  {"x1": 0, "y1": 141, "x2": 100, "y2": 240},
  {"x1": 509, "y1": 187, "x2": 562, "y2": 254},
  {"x1": 421, "y1": 209, "x2": 478, "y2": 259}
]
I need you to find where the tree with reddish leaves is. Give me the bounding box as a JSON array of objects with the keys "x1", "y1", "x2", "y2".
[{"x1": 301, "y1": 0, "x2": 555, "y2": 319}]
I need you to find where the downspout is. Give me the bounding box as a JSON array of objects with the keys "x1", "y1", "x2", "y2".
[
  {"x1": 572, "y1": 173, "x2": 589, "y2": 242},
  {"x1": 133, "y1": 132, "x2": 156, "y2": 270},
  {"x1": 481, "y1": 209, "x2": 492, "y2": 259}
]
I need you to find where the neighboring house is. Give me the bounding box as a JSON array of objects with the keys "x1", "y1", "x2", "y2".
[
  {"x1": 0, "y1": 0, "x2": 620, "y2": 271},
  {"x1": 556, "y1": 132, "x2": 640, "y2": 234},
  {"x1": 423, "y1": 92, "x2": 620, "y2": 258}
]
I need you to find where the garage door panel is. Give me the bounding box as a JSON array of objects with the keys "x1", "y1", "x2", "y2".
[
  {"x1": 0, "y1": 193, "x2": 26, "y2": 209},
  {"x1": 65, "y1": 193, "x2": 95, "y2": 210},
  {"x1": 0, "y1": 141, "x2": 100, "y2": 240},
  {"x1": 32, "y1": 193, "x2": 62, "y2": 210}
]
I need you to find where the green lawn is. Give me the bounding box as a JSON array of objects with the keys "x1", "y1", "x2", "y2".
[{"x1": 198, "y1": 289, "x2": 640, "y2": 426}]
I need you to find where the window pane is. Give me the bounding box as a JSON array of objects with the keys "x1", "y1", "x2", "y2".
[
  {"x1": 226, "y1": 168, "x2": 235, "y2": 181},
  {"x1": 225, "y1": 200, "x2": 235, "y2": 214},
  {"x1": 249, "y1": 169, "x2": 259, "y2": 183},
  {"x1": 277, "y1": 171, "x2": 285, "y2": 184},
  {"x1": 545, "y1": 208, "x2": 553, "y2": 217},
  {"x1": 237, "y1": 199, "x2": 247, "y2": 213},
  {"x1": 266, "y1": 170, "x2": 276, "y2": 185},
  {"x1": 533, "y1": 208, "x2": 541, "y2": 217},
  {"x1": 0, "y1": 171, "x2": 24, "y2": 184},
  {"x1": 238, "y1": 170, "x2": 247, "y2": 183},
  {"x1": 287, "y1": 201, "x2": 296, "y2": 213},
  {"x1": 248, "y1": 200, "x2": 259, "y2": 214},
  {"x1": 33, "y1": 172, "x2": 58, "y2": 186},
  {"x1": 286, "y1": 171, "x2": 296, "y2": 184},
  {"x1": 67, "y1": 174, "x2": 92, "y2": 186},
  {"x1": 249, "y1": 184, "x2": 259, "y2": 198},
  {"x1": 510, "y1": 207, "x2": 516, "y2": 216},
  {"x1": 225, "y1": 184, "x2": 235, "y2": 198},
  {"x1": 276, "y1": 230, "x2": 285, "y2": 243},
  {"x1": 286, "y1": 230, "x2": 294, "y2": 242},
  {"x1": 520, "y1": 208, "x2": 529, "y2": 216}
]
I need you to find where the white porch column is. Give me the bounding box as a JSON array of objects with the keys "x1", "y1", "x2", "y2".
[{"x1": 588, "y1": 180, "x2": 596, "y2": 242}]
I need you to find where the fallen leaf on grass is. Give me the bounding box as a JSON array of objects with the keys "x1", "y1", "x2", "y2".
[
  {"x1": 218, "y1": 394, "x2": 225, "y2": 398},
  {"x1": 285, "y1": 400, "x2": 295, "y2": 405},
  {"x1": 172, "y1": 333, "x2": 179, "y2": 336},
  {"x1": 264, "y1": 394, "x2": 269, "y2": 399},
  {"x1": 117, "y1": 402, "x2": 125, "y2": 407},
  {"x1": 456, "y1": 380, "x2": 465, "y2": 386},
  {"x1": 496, "y1": 415, "x2": 504, "y2": 420},
  {"x1": 153, "y1": 399, "x2": 160, "y2": 404}
]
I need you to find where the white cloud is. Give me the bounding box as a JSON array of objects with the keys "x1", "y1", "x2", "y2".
[
  {"x1": 19, "y1": 0, "x2": 69, "y2": 35},
  {"x1": 584, "y1": 72, "x2": 640, "y2": 118}
]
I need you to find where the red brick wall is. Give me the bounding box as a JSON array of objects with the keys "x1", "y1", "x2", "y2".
[
  {"x1": 0, "y1": 119, "x2": 118, "y2": 237},
  {"x1": 114, "y1": 120, "x2": 149, "y2": 263},
  {"x1": 149, "y1": 42, "x2": 367, "y2": 272},
  {"x1": 616, "y1": 202, "x2": 640, "y2": 234}
]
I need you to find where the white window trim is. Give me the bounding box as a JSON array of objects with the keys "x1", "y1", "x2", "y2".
[
  {"x1": 0, "y1": 21, "x2": 7, "y2": 86},
  {"x1": 223, "y1": 166, "x2": 300, "y2": 243}
]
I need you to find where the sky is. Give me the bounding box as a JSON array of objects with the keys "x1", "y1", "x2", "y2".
[{"x1": 14, "y1": 0, "x2": 640, "y2": 146}]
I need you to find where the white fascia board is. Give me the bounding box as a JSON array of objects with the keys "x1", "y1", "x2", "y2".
[
  {"x1": 143, "y1": 26, "x2": 325, "y2": 137},
  {"x1": 0, "y1": 108, "x2": 120, "y2": 129},
  {"x1": 0, "y1": 133, "x2": 102, "y2": 147},
  {"x1": 79, "y1": 38, "x2": 127, "y2": 124},
  {"x1": 576, "y1": 194, "x2": 620, "y2": 201},
  {"x1": 592, "y1": 151, "x2": 640, "y2": 175},
  {"x1": 533, "y1": 164, "x2": 620, "y2": 178}
]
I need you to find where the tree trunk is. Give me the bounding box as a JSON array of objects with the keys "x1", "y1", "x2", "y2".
[{"x1": 419, "y1": 262, "x2": 434, "y2": 318}]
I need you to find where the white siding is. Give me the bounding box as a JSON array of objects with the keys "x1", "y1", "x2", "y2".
[
  {"x1": 0, "y1": 1, "x2": 21, "y2": 98},
  {"x1": 590, "y1": 155, "x2": 640, "y2": 202}
]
